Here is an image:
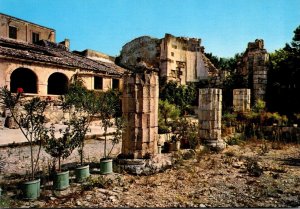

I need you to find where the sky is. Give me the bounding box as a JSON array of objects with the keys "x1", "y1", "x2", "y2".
[{"x1": 1, "y1": 0, "x2": 299, "y2": 58}]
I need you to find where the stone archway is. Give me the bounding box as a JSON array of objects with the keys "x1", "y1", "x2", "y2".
[
  {"x1": 10, "y1": 68, "x2": 38, "y2": 93},
  {"x1": 47, "y1": 72, "x2": 69, "y2": 95}
]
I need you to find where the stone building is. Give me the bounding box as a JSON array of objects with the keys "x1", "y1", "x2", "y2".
[
  {"x1": 118, "y1": 33, "x2": 219, "y2": 85},
  {"x1": 0, "y1": 13, "x2": 125, "y2": 98},
  {"x1": 0, "y1": 13, "x2": 55, "y2": 44},
  {"x1": 238, "y1": 39, "x2": 269, "y2": 104}
]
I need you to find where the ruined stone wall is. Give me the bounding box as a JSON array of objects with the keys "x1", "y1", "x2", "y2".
[
  {"x1": 122, "y1": 70, "x2": 159, "y2": 158},
  {"x1": 198, "y1": 88, "x2": 225, "y2": 149},
  {"x1": 119, "y1": 33, "x2": 218, "y2": 86},
  {"x1": 233, "y1": 89, "x2": 251, "y2": 112},
  {"x1": 240, "y1": 39, "x2": 269, "y2": 104},
  {"x1": 0, "y1": 13, "x2": 55, "y2": 43},
  {"x1": 118, "y1": 36, "x2": 161, "y2": 70},
  {"x1": 160, "y1": 33, "x2": 209, "y2": 85}
]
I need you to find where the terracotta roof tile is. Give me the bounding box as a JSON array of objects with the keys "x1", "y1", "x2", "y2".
[{"x1": 0, "y1": 37, "x2": 126, "y2": 76}]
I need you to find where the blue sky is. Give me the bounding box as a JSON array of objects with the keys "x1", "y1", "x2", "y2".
[{"x1": 1, "y1": 0, "x2": 299, "y2": 58}]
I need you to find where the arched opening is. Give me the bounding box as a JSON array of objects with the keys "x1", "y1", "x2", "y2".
[
  {"x1": 47, "y1": 72, "x2": 69, "y2": 95},
  {"x1": 10, "y1": 68, "x2": 38, "y2": 93}
]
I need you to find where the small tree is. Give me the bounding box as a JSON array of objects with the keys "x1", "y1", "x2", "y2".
[
  {"x1": 43, "y1": 123, "x2": 78, "y2": 172},
  {"x1": 158, "y1": 99, "x2": 180, "y2": 134},
  {"x1": 98, "y1": 89, "x2": 123, "y2": 159},
  {"x1": 0, "y1": 86, "x2": 49, "y2": 180},
  {"x1": 61, "y1": 76, "x2": 99, "y2": 166}
]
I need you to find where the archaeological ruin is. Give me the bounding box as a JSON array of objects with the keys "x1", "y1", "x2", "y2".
[
  {"x1": 0, "y1": 12, "x2": 275, "y2": 157},
  {"x1": 121, "y1": 66, "x2": 159, "y2": 158},
  {"x1": 238, "y1": 39, "x2": 269, "y2": 104},
  {"x1": 233, "y1": 89, "x2": 251, "y2": 113},
  {"x1": 198, "y1": 88, "x2": 226, "y2": 149},
  {"x1": 117, "y1": 33, "x2": 220, "y2": 86}
]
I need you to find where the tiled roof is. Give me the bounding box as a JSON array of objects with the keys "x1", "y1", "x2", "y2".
[{"x1": 0, "y1": 37, "x2": 125, "y2": 76}]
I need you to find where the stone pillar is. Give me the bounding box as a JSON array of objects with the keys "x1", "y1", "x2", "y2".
[
  {"x1": 121, "y1": 70, "x2": 159, "y2": 158},
  {"x1": 198, "y1": 88, "x2": 226, "y2": 149},
  {"x1": 253, "y1": 53, "x2": 268, "y2": 103},
  {"x1": 239, "y1": 39, "x2": 269, "y2": 104},
  {"x1": 233, "y1": 89, "x2": 251, "y2": 112}
]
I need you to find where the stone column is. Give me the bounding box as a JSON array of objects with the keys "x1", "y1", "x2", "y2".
[
  {"x1": 121, "y1": 70, "x2": 159, "y2": 159},
  {"x1": 253, "y1": 54, "x2": 268, "y2": 103},
  {"x1": 233, "y1": 89, "x2": 251, "y2": 112},
  {"x1": 198, "y1": 88, "x2": 226, "y2": 149}
]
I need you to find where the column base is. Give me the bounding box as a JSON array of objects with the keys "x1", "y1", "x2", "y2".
[{"x1": 205, "y1": 139, "x2": 227, "y2": 150}]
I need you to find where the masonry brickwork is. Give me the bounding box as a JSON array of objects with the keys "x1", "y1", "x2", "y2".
[
  {"x1": 198, "y1": 88, "x2": 226, "y2": 149},
  {"x1": 121, "y1": 68, "x2": 159, "y2": 158},
  {"x1": 233, "y1": 89, "x2": 251, "y2": 112},
  {"x1": 118, "y1": 33, "x2": 219, "y2": 85},
  {"x1": 239, "y1": 39, "x2": 269, "y2": 104}
]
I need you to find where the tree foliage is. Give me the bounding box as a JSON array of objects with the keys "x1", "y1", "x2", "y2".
[
  {"x1": 0, "y1": 86, "x2": 49, "y2": 180},
  {"x1": 266, "y1": 25, "x2": 300, "y2": 116},
  {"x1": 159, "y1": 81, "x2": 197, "y2": 115},
  {"x1": 44, "y1": 123, "x2": 78, "y2": 172}
]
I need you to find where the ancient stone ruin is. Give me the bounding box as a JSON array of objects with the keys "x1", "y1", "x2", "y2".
[
  {"x1": 233, "y1": 89, "x2": 251, "y2": 113},
  {"x1": 121, "y1": 67, "x2": 159, "y2": 159},
  {"x1": 198, "y1": 88, "x2": 226, "y2": 149},
  {"x1": 239, "y1": 39, "x2": 269, "y2": 104}
]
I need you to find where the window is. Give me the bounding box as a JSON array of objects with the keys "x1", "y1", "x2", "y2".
[
  {"x1": 112, "y1": 79, "x2": 119, "y2": 89},
  {"x1": 172, "y1": 44, "x2": 177, "y2": 49},
  {"x1": 94, "y1": 76, "x2": 103, "y2": 90},
  {"x1": 9, "y1": 26, "x2": 17, "y2": 39},
  {"x1": 171, "y1": 52, "x2": 174, "y2": 56},
  {"x1": 32, "y1": 32, "x2": 40, "y2": 44}
]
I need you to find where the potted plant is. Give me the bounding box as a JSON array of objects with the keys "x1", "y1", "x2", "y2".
[
  {"x1": 43, "y1": 123, "x2": 78, "y2": 190},
  {"x1": 98, "y1": 89, "x2": 124, "y2": 175},
  {"x1": 61, "y1": 75, "x2": 98, "y2": 182},
  {"x1": 0, "y1": 86, "x2": 49, "y2": 200}
]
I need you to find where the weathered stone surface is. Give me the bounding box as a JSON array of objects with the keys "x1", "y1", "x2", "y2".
[
  {"x1": 239, "y1": 39, "x2": 269, "y2": 104},
  {"x1": 117, "y1": 154, "x2": 172, "y2": 175},
  {"x1": 198, "y1": 88, "x2": 225, "y2": 149},
  {"x1": 118, "y1": 33, "x2": 219, "y2": 86},
  {"x1": 233, "y1": 89, "x2": 251, "y2": 112},
  {"x1": 122, "y1": 70, "x2": 159, "y2": 158}
]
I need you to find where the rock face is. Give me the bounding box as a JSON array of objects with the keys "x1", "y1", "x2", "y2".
[
  {"x1": 239, "y1": 39, "x2": 269, "y2": 104},
  {"x1": 121, "y1": 68, "x2": 159, "y2": 159},
  {"x1": 198, "y1": 88, "x2": 226, "y2": 149},
  {"x1": 233, "y1": 89, "x2": 251, "y2": 113}
]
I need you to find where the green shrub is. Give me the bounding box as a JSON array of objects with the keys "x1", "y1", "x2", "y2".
[{"x1": 222, "y1": 112, "x2": 237, "y2": 127}]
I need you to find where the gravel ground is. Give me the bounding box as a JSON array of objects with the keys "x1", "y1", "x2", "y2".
[
  {"x1": 0, "y1": 139, "x2": 300, "y2": 208},
  {"x1": 0, "y1": 138, "x2": 121, "y2": 176}
]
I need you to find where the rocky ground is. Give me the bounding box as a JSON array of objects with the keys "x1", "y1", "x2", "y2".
[{"x1": 0, "y1": 139, "x2": 300, "y2": 208}]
